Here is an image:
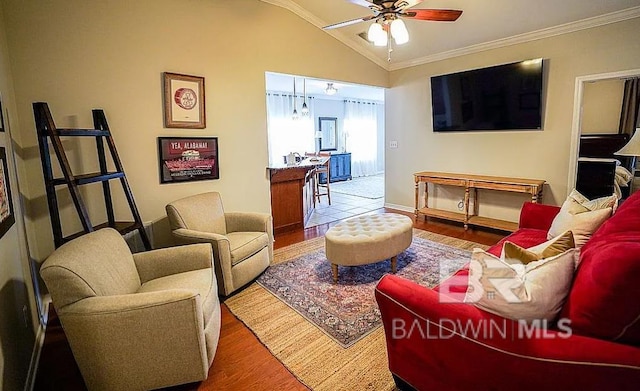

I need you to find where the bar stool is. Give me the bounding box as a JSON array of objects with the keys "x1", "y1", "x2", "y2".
[{"x1": 305, "y1": 152, "x2": 331, "y2": 206}]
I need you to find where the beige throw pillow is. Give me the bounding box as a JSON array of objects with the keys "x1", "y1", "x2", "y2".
[
  {"x1": 565, "y1": 189, "x2": 618, "y2": 212},
  {"x1": 502, "y1": 230, "x2": 575, "y2": 265},
  {"x1": 547, "y1": 190, "x2": 615, "y2": 247},
  {"x1": 464, "y1": 248, "x2": 576, "y2": 323}
]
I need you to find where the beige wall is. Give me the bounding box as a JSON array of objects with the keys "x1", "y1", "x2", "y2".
[
  {"x1": 2, "y1": 0, "x2": 388, "y2": 260},
  {"x1": 0, "y1": 4, "x2": 38, "y2": 390},
  {"x1": 386, "y1": 18, "x2": 640, "y2": 222},
  {"x1": 581, "y1": 79, "x2": 624, "y2": 134}
]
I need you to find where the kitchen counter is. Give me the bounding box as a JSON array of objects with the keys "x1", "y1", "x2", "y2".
[
  {"x1": 267, "y1": 157, "x2": 329, "y2": 235},
  {"x1": 267, "y1": 156, "x2": 330, "y2": 171}
]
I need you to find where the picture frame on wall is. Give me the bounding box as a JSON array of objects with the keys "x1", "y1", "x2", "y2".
[
  {"x1": 0, "y1": 147, "x2": 15, "y2": 239},
  {"x1": 0, "y1": 98, "x2": 5, "y2": 132},
  {"x1": 163, "y1": 72, "x2": 206, "y2": 129},
  {"x1": 158, "y1": 137, "x2": 219, "y2": 184},
  {"x1": 319, "y1": 117, "x2": 337, "y2": 151}
]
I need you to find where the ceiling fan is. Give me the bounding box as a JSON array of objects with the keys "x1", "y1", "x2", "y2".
[{"x1": 323, "y1": 0, "x2": 463, "y2": 60}]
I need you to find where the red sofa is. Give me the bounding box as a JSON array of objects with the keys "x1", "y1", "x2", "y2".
[{"x1": 375, "y1": 191, "x2": 640, "y2": 391}]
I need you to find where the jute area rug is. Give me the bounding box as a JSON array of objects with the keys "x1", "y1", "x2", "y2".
[{"x1": 225, "y1": 230, "x2": 488, "y2": 391}]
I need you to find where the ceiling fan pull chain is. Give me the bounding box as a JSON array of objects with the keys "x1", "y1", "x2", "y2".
[{"x1": 387, "y1": 30, "x2": 393, "y2": 62}]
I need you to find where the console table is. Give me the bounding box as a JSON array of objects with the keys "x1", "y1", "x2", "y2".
[{"x1": 414, "y1": 172, "x2": 545, "y2": 232}]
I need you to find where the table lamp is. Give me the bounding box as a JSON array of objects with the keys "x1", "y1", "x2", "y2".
[{"x1": 615, "y1": 128, "x2": 640, "y2": 193}]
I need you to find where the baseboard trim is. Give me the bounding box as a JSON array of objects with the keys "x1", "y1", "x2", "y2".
[
  {"x1": 384, "y1": 203, "x2": 414, "y2": 213},
  {"x1": 24, "y1": 314, "x2": 47, "y2": 391}
]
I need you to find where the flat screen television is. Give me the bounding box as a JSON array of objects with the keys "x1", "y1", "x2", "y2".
[{"x1": 431, "y1": 59, "x2": 544, "y2": 132}]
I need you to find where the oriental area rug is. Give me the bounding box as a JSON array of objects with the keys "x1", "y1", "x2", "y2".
[{"x1": 225, "y1": 230, "x2": 488, "y2": 391}]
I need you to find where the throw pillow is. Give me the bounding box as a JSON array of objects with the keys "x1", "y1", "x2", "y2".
[
  {"x1": 615, "y1": 166, "x2": 633, "y2": 187},
  {"x1": 502, "y1": 230, "x2": 575, "y2": 265},
  {"x1": 565, "y1": 189, "x2": 618, "y2": 212},
  {"x1": 464, "y1": 248, "x2": 576, "y2": 323},
  {"x1": 547, "y1": 190, "x2": 615, "y2": 247}
]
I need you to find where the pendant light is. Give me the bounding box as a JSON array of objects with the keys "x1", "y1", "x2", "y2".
[
  {"x1": 292, "y1": 77, "x2": 299, "y2": 120},
  {"x1": 301, "y1": 78, "x2": 309, "y2": 116}
]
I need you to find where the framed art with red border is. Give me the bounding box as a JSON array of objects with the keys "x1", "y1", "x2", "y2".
[
  {"x1": 0, "y1": 147, "x2": 15, "y2": 239},
  {"x1": 163, "y1": 72, "x2": 206, "y2": 129}
]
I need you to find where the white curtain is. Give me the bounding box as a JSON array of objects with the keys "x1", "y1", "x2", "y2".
[
  {"x1": 266, "y1": 93, "x2": 315, "y2": 166},
  {"x1": 344, "y1": 99, "x2": 379, "y2": 177}
]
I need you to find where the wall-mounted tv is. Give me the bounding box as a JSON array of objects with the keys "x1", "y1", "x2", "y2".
[{"x1": 431, "y1": 59, "x2": 544, "y2": 132}]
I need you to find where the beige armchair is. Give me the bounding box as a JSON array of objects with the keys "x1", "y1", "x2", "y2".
[
  {"x1": 40, "y1": 228, "x2": 220, "y2": 391},
  {"x1": 166, "y1": 192, "x2": 273, "y2": 296}
]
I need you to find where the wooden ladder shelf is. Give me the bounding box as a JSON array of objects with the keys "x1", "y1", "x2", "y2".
[{"x1": 33, "y1": 102, "x2": 151, "y2": 250}]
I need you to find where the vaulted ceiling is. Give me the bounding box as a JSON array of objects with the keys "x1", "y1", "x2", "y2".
[{"x1": 262, "y1": 0, "x2": 640, "y2": 70}]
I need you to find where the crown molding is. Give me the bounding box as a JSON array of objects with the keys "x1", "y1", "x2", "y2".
[
  {"x1": 260, "y1": 0, "x2": 390, "y2": 70},
  {"x1": 261, "y1": 1, "x2": 640, "y2": 73},
  {"x1": 389, "y1": 6, "x2": 640, "y2": 71}
]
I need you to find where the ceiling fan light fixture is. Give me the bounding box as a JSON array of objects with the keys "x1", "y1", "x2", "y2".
[
  {"x1": 390, "y1": 19, "x2": 409, "y2": 45},
  {"x1": 367, "y1": 22, "x2": 387, "y2": 46},
  {"x1": 325, "y1": 82, "x2": 337, "y2": 96},
  {"x1": 322, "y1": 1, "x2": 462, "y2": 61}
]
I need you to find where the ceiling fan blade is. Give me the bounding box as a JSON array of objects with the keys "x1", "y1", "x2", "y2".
[
  {"x1": 346, "y1": 0, "x2": 382, "y2": 11},
  {"x1": 323, "y1": 15, "x2": 376, "y2": 30},
  {"x1": 402, "y1": 9, "x2": 463, "y2": 22},
  {"x1": 394, "y1": 0, "x2": 424, "y2": 9}
]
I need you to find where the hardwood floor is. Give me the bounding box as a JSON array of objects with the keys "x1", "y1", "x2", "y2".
[
  {"x1": 173, "y1": 305, "x2": 308, "y2": 391},
  {"x1": 33, "y1": 208, "x2": 505, "y2": 390}
]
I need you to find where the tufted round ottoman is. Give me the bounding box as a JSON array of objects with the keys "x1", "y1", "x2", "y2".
[{"x1": 325, "y1": 213, "x2": 413, "y2": 282}]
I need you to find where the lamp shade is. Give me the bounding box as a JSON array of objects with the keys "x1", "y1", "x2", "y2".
[
  {"x1": 390, "y1": 19, "x2": 409, "y2": 45},
  {"x1": 367, "y1": 23, "x2": 387, "y2": 47},
  {"x1": 615, "y1": 129, "x2": 640, "y2": 156}
]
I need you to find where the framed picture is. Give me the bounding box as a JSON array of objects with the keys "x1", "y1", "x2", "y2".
[
  {"x1": 0, "y1": 98, "x2": 5, "y2": 132},
  {"x1": 319, "y1": 117, "x2": 337, "y2": 151},
  {"x1": 0, "y1": 147, "x2": 15, "y2": 239},
  {"x1": 158, "y1": 137, "x2": 219, "y2": 183},
  {"x1": 163, "y1": 72, "x2": 206, "y2": 129}
]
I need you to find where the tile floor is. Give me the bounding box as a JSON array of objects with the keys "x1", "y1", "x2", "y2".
[{"x1": 305, "y1": 192, "x2": 385, "y2": 228}]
